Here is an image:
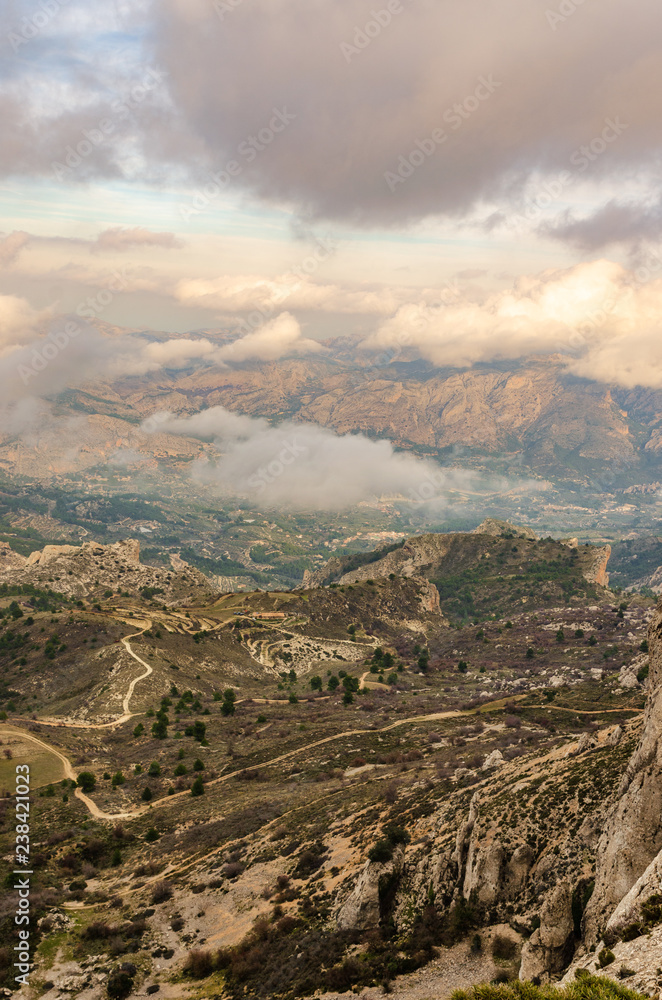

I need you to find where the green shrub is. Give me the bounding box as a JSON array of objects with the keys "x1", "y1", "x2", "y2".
[
  {"x1": 76, "y1": 771, "x2": 96, "y2": 793},
  {"x1": 450, "y1": 972, "x2": 648, "y2": 998}
]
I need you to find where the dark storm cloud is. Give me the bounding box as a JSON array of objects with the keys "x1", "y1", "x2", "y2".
[
  {"x1": 544, "y1": 198, "x2": 662, "y2": 250},
  {"x1": 151, "y1": 0, "x2": 662, "y2": 228},
  {"x1": 2, "y1": 0, "x2": 660, "y2": 238}
]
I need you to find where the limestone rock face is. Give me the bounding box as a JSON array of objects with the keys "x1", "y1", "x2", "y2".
[
  {"x1": 0, "y1": 541, "x2": 26, "y2": 571},
  {"x1": 519, "y1": 882, "x2": 575, "y2": 982},
  {"x1": 463, "y1": 839, "x2": 504, "y2": 908},
  {"x1": 583, "y1": 545, "x2": 611, "y2": 588},
  {"x1": 584, "y1": 600, "x2": 662, "y2": 940},
  {"x1": 336, "y1": 846, "x2": 405, "y2": 931},
  {"x1": 607, "y1": 848, "x2": 662, "y2": 933}
]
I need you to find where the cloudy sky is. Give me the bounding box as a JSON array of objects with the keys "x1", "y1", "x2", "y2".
[{"x1": 1, "y1": 0, "x2": 662, "y2": 387}]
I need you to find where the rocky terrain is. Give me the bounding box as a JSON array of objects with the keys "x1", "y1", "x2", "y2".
[
  {"x1": 0, "y1": 538, "x2": 213, "y2": 605},
  {"x1": 0, "y1": 523, "x2": 660, "y2": 999}
]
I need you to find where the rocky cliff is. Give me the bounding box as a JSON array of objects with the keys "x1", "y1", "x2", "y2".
[{"x1": 583, "y1": 598, "x2": 662, "y2": 940}]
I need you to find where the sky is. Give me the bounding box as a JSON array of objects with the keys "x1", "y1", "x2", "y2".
[{"x1": 1, "y1": 0, "x2": 662, "y2": 391}]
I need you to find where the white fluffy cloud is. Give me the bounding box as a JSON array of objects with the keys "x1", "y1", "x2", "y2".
[
  {"x1": 141, "y1": 337, "x2": 217, "y2": 367},
  {"x1": 214, "y1": 313, "x2": 322, "y2": 363},
  {"x1": 0, "y1": 294, "x2": 50, "y2": 356},
  {"x1": 144, "y1": 405, "x2": 454, "y2": 510},
  {"x1": 365, "y1": 259, "x2": 662, "y2": 388}
]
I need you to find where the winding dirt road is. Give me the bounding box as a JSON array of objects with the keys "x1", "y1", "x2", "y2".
[{"x1": 0, "y1": 694, "x2": 530, "y2": 823}]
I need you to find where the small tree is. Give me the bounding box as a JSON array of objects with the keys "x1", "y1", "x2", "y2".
[
  {"x1": 148, "y1": 761, "x2": 161, "y2": 776},
  {"x1": 193, "y1": 758, "x2": 204, "y2": 771},
  {"x1": 192, "y1": 720, "x2": 207, "y2": 742},
  {"x1": 221, "y1": 689, "x2": 236, "y2": 717},
  {"x1": 310, "y1": 675, "x2": 323, "y2": 691},
  {"x1": 133, "y1": 723, "x2": 144, "y2": 738},
  {"x1": 141, "y1": 786, "x2": 153, "y2": 802},
  {"x1": 191, "y1": 775, "x2": 205, "y2": 797},
  {"x1": 145, "y1": 827, "x2": 159, "y2": 842},
  {"x1": 77, "y1": 772, "x2": 96, "y2": 793},
  {"x1": 111, "y1": 771, "x2": 125, "y2": 788},
  {"x1": 151, "y1": 716, "x2": 168, "y2": 739}
]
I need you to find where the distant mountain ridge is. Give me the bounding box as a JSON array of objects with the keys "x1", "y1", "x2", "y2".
[{"x1": 10, "y1": 348, "x2": 659, "y2": 488}]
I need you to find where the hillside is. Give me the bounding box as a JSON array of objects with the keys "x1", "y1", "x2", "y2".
[
  {"x1": 1, "y1": 526, "x2": 660, "y2": 999},
  {"x1": 307, "y1": 521, "x2": 611, "y2": 621}
]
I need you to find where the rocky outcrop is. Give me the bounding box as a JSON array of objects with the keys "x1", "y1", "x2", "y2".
[
  {"x1": 519, "y1": 882, "x2": 575, "y2": 983},
  {"x1": 336, "y1": 846, "x2": 406, "y2": 931},
  {"x1": 583, "y1": 545, "x2": 611, "y2": 588},
  {"x1": 607, "y1": 850, "x2": 662, "y2": 933},
  {"x1": 562, "y1": 924, "x2": 662, "y2": 996},
  {"x1": 0, "y1": 541, "x2": 27, "y2": 572},
  {"x1": 308, "y1": 528, "x2": 611, "y2": 597},
  {"x1": 471, "y1": 519, "x2": 537, "y2": 540},
  {"x1": 583, "y1": 599, "x2": 662, "y2": 940},
  {"x1": 481, "y1": 749, "x2": 505, "y2": 771},
  {"x1": 0, "y1": 538, "x2": 213, "y2": 604},
  {"x1": 619, "y1": 654, "x2": 648, "y2": 690}
]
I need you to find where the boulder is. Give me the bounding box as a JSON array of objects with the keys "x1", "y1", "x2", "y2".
[
  {"x1": 607, "y1": 848, "x2": 662, "y2": 932},
  {"x1": 482, "y1": 749, "x2": 505, "y2": 771},
  {"x1": 519, "y1": 882, "x2": 575, "y2": 982},
  {"x1": 337, "y1": 845, "x2": 405, "y2": 931}
]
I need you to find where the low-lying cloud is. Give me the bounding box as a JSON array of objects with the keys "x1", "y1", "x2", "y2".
[{"x1": 143, "y1": 405, "x2": 485, "y2": 510}]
